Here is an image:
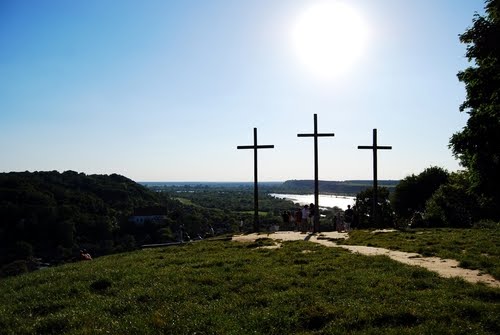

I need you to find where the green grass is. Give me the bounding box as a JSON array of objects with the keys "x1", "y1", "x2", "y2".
[
  {"x1": 173, "y1": 197, "x2": 198, "y2": 206},
  {"x1": 338, "y1": 228, "x2": 500, "y2": 280},
  {"x1": 1, "y1": 239, "x2": 499, "y2": 334}
]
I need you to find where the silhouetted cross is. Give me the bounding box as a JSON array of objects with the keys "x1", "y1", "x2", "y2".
[
  {"x1": 297, "y1": 114, "x2": 335, "y2": 233},
  {"x1": 358, "y1": 129, "x2": 392, "y2": 226},
  {"x1": 237, "y1": 128, "x2": 274, "y2": 232}
]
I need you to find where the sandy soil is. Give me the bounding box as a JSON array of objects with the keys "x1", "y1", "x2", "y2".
[{"x1": 232, "y1": 231, "x2": 500, "y2": 288}]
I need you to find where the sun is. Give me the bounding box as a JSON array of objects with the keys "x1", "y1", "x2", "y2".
[{"x1": 291, "y1": 1, "x2": 368, "y2": 79}]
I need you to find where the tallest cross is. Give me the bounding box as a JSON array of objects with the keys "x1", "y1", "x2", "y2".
[
  {"x1": 297, "y1": 114, "x2": 335, "y2": 233},
  {"x1": 237, "y1": 128, "x2": 274, "y2": 232}
]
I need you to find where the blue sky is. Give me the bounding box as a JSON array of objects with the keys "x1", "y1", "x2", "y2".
[{"x1": 0, "y1": 0, "x2": 485, "y2": 182}]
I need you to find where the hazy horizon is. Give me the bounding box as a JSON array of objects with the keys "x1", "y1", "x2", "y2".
[{"x1": 139, "y1": 179, "x2": 400, "y2": 184}]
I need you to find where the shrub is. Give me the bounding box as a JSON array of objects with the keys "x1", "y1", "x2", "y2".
[
  {"x1": 473, "y1": 219, "x2": 499, "y2": 229},
  {"x1": 425, "y1": 171, "x2": 478, "y2": 227}
]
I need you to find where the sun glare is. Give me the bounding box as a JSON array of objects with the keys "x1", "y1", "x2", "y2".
[{"x1": 291, "y1": 1, "x2": 368, "y2": 79}]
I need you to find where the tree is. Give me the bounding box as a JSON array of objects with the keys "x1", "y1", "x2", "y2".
[
  {"x1": 391, "y1": 166, "x2": 449, "y2": 221},
  {"x1": 354, "y1": 187, "x2": 393, "y2": 228},
  {"x1": 425, "y1": 171, "x2": 479, "y2": 227},
  {"x1": 450, "y1": 0, "x2": 500, "y2": 219}
]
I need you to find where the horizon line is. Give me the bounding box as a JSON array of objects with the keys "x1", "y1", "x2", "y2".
[{"x1": 138, "y1": 179, "x2": 401, "y2": 183}]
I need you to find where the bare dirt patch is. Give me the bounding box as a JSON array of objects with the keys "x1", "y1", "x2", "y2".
[{"x1": 232, "y1": 231, "x2": 500, "y2": 288}]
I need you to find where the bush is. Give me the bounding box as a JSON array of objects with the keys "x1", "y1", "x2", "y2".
[
  {"x1": 473, "y1": 219, "x2": 500, "y2": 229},
  {"x1": 424, "y1": 172, "x2": 478, "y2": 227}
]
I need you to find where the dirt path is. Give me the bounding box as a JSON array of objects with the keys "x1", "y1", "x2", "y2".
[{"x1": 232, "y1": 231, "x2": 500, "y2": 288}]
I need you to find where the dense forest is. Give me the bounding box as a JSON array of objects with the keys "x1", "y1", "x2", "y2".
[{"x1": 0, "y1": 171, "x2": 161, "y2": 272}]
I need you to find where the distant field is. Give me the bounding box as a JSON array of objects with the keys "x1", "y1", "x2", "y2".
[
  {"x1": 1, "y1": 231, "x2": 498, "y2": 334},
  {"x1": 173, "y1": 197, "x2": 197, "y2": 206}
]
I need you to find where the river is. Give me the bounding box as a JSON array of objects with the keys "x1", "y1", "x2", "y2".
[{"x1": 270, "y1": 193, "x2": 355, "y2": 210}]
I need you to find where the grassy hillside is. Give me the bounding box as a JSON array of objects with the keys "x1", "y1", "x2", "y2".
[{"x1": 1, "y1": 237, "x2": 498, "y2": 334}]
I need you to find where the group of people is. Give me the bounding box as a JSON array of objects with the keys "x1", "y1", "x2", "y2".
[
  {"x1": 281, "y1": 203, "x2": 316, "y2": 233},
  {"x1": 334, "y1": 204, "x2": 354, "y2": 232},
  {"x1": 281, "y1": 204, "x2": 355, "y2": 233},
  {"x1": 79, "y1": 249, "x2": 92, "y2": 261}
]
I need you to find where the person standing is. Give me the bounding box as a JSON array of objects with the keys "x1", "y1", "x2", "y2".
[
  {"x1": 301, "y1": 205, "x2": 309, "y2": 233},
  {"x1": 336, "y1": 212, "x2": 344, "y2": 232},
  {"x1": 289, "y1": 210, "x2": 295, "y2": 229},
  {"x1": 282, "y1": 211, "x2": 290, "y2": 226},
  {"x1": 295, "y1": 209, "x2": 302, "y2": 232},
  {"x1": 308, "y1": 203, "x2": 315, "y2": 232},
  {"x1": 344, "y1": 205, "x2": 354, "y2": 231}
]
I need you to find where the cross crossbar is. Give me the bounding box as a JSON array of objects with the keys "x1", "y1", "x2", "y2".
[
  {"x1": 358, "y1": 146, "x2": 392, "y2": 150},
  {"x1": 237, "y1": 127, "x2": 274, "y2": 232},
  {"x1": 298, "y1": 133, "x2": 336, "y2": 137},
  {"x1": 237, "y1": 145, "x2": 275, "y2": 149}
]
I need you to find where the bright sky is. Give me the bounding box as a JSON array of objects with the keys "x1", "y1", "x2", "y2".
[{"x1": 0, "y1": 0, "x2": 485, "y2": 182}]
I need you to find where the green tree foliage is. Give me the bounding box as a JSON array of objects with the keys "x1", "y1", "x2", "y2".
[
  {"x1": 425, "y1": 171, "x2": 480, "y2": 227},
  {"x1": 162, "y1": 186, "x2": 294, "y2": 213},
  {"x1": 163, "y1": 187, "x2": 298, "y2": 233},
  {"x1": 354, "y1": 187, "x2": 394, "y2": 228},
  {"x1": 450, "y1": 0, "x2": 500, "y2": 219},
  {"x1": 0, "y1": 171, "x2": 167, "y2": 267},
  {"x1": 391, "y1": 166, "x2": 449, "y2": 221}
]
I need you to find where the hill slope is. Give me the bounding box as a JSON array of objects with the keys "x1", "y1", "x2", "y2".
[
  {"x1": 0, "y1": 239, "x2": 498, "y2": 334},
  {"x1": 0, "y1": 171, "x2": 165, "y2": 268}
]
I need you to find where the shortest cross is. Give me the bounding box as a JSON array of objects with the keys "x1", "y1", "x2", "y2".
[
  {"x1": 358, "y1": 129, "x2": 392, "y2": 226},
  {"x1": 237, "y1": 128, "x2": 274, "y2": 232}
]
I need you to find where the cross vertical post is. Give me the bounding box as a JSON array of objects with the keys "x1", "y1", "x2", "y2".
[
  {"x1": 357, "y1": 129, "x2": 392, "y2": 226},
  {"x1": 297, "y1": 114, "x2": 335, "y2": 233},
  {"x1": 237, "y1": 128, "x2": 274, "y2": 232}
]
